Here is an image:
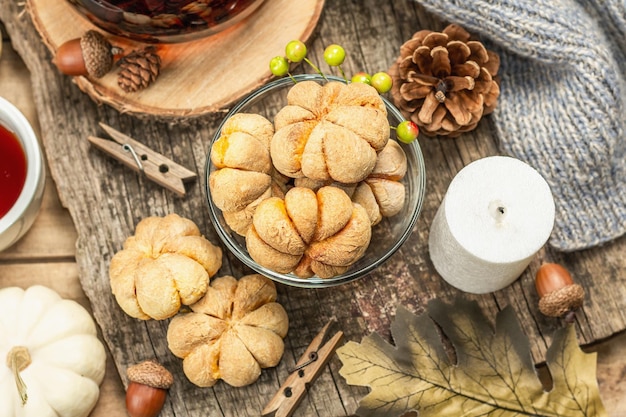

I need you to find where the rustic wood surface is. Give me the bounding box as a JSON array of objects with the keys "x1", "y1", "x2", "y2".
[
  {"x1": 26, "y1": 0, "x2": 325, "y2": 119},
  {"x1": 1, "y1": 2, "x2": 626, "y2": 416}
]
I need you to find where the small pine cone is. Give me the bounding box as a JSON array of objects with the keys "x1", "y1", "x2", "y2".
[
  {"x1": 389, "y1": 24, "x2": 500, "y2": 137},
  {"x1": 117, "y1": 46, "x2": 162, "y2": 93}
]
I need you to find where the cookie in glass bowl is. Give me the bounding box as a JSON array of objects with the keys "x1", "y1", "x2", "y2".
[{"x1": 205, "y1": 74, "x2": 426, "y2": 288}]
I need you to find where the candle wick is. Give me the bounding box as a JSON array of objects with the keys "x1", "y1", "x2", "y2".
[{"x1": 489, "y1": 200, "x2": 507, "y2": 225}]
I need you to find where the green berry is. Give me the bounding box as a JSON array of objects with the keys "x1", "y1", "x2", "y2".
[
  {"x1": 324, "y1": 44, "x2": 346, "y2": 66},
  {"x1": 396, "y1": 120, "x2": 419, "y2": 144},
  {"x1": 285, "y1": 40, "x2": 307, "y2": 63},
  {"x1": 269, "y1": 56, "x2": 289, "y2": 76},
  {"x1": 371, "y1": 72, "x2": 393, "y2": 94},
  {"x1": 351, "y1": 72, "x2": 371, "y2": 85}
]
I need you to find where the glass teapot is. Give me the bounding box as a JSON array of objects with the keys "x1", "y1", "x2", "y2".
[{"x1": 66, "y1": 0, "x2": 265, "y2": 43}]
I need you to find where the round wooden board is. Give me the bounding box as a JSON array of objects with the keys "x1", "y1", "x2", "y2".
[{"x1": 26, "y1": 0, "x2": 325, "y2": 120}]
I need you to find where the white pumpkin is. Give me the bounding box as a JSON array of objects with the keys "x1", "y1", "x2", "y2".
[{"x1": 0, "y1": 285, "x2": 106, "y2": 417}]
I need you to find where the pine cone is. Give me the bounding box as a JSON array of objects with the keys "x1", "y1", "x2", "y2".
[
  {"x1": 117, "y1": 46, "x2": 162, "y2": 93},
  {"x1": 389, "y1": 24, "x2": 500, "y2": 137}
]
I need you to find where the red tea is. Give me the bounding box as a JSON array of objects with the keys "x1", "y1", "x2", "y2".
[{"x1": 0, "y1": 123, "x2": 27, "y2": 219}]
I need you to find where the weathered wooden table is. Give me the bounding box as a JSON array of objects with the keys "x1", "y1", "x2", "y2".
[{"x1": 1, "y1": 2, "x2": 626, "y2": 416}]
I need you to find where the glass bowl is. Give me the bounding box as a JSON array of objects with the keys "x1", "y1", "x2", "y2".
[
  {"x1": 66, "y1": 0, "x2": 265, "y2": 43},
  {"x1": 204, "y1": 74, "x2": 426, "y2": 288}
]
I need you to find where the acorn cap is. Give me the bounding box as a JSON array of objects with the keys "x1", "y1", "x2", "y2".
[
  {"x1": 538, "y1": 283, "x2": 585, "y2": 317},
  {"x1": 126, "y1": 359, "x2": 174, "y2": 389},
  {"x1": 80, "y1": 30, "x2": 113, "y2": 78}
]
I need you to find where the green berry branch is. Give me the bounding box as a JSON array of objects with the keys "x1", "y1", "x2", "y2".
[{"x1": 269, "y1": 40, "x2": 419, "y2": 144}]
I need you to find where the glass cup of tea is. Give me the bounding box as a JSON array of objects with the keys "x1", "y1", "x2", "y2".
[{"x1": 0, "y1": 97, "x2": 46, "y2": 252}]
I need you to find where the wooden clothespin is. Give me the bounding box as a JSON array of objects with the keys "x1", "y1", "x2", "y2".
[
  {"x1": 88, "y1": 122, "x2": 197, "y2": 197},
  {"x1": 262, "y1": 318, "x2": 344, "y2": 417}
]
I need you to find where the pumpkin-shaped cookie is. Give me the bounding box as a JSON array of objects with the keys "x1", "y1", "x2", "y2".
[
  {"x1": 352, "y1": 139, "x2": 407, "y2": 225},
  {"x1": 293, "y1": 140, "x2": 408, "y2": 227},
  {"x1": 209, "y1": 113, "x2": 288, "y2": 236},
  {"x1": 271, "y1": 81, "x2": 390, "y2": 184},
  {"x1": 246, "y1": 186, "x2": 372, "y2": 278},
  {"x1": 166, "y1": 274, "x2": 288, "y2": 387},
  {"x1": 109, "y1": 213, "x2": 222, "y2": 320}
]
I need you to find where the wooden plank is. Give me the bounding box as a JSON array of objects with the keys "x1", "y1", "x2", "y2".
[
  {"x1": 592, "y1": 332, "x2": 626, "y2": 414},
  {"x1": 0, "y1": 181, "x2": 78, "y2": 260},
  {"x1": 2, "y1": 2, "x2": 626, "y2": 416},
  {"x1": 0, "y1": 29, "x2": 38, "y2": 126},
  {"x1": 0, "y1": 262, "x2": 83, "y2": 305}
]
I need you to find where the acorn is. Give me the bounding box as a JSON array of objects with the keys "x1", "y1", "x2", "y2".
[
  {"x1": 126, "y1": 359, "x2": 174, "y2": 417},
  {"x1": 53, "y1": 30, "x2": 118, "y2": 78},
  {"x1": 535, "y1": 263, "x2": 585, "y2": 321}
]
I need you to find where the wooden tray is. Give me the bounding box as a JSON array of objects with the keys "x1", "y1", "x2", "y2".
[{"x1": 26, "y1": 0, "x2": 325, "y2": 120}]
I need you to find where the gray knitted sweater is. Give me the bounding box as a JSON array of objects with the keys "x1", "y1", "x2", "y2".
[{"x1": 415, "y1": 0, "x2": 625, "y2": 251}]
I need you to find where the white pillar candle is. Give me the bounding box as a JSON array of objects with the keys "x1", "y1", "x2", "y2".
[{"x1": 428, "y1": 156, "x2": 555, "y2": 294}]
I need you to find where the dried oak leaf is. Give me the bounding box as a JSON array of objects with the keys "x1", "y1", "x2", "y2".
[{"x1": 337, "y1": 298, "x2": 606, "y2": 417}]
